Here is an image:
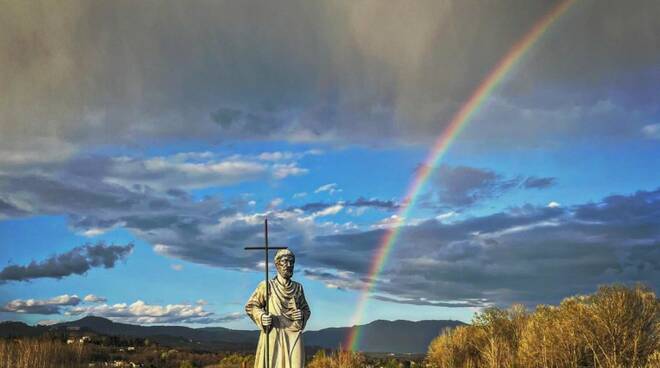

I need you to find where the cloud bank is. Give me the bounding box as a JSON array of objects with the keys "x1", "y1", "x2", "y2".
[
  {"x1": 1, "y1": 151, "x2": 657, "y2": 308},
  {"x1": 1, "y1": 0, "x2": 658, "y2": 163},
  {"x1": 0, "y1": 243, "x2": 133, "y2": 282},
  {"x1": 304, "y1": 188, "x2": 660, "y2": 307},
  {"x1": 422, "y1": 164, "x2": 557, "y2": 208},
  {"x1": 2, "y1": 294, "x2": 242, "y2": 324}
]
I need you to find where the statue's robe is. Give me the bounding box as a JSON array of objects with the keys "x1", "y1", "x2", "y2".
[{"x1": 245, "y1": 277, "x2": 311, "y2": 368}]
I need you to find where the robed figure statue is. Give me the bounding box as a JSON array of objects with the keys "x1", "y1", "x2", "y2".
[{"x1": 245, "y1": 249, "x2": 311, "y2": 368}]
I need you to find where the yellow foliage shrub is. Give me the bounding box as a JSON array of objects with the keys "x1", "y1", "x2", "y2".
[{"x1": 427, "y1": 284, "x2": 659, "y2": 368}]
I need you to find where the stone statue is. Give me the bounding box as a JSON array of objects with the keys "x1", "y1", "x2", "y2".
[{"x1": 245, "y1": 248, "x2": 311, "y2": 368}]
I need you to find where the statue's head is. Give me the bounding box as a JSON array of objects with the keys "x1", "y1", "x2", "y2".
[{"x1": 274, "y1": 249, "x2": 295, "y2": 280}]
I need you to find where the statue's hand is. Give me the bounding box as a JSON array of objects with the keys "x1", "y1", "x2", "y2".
[
  {"x1": 291, "y1": 309, "x2": 303, "y2": 321},
  {"x1": 261, "y1": 313, "x2": 272, "y2": 327}
]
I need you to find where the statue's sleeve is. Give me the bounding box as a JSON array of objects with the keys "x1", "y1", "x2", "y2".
[
  {"x1": 245, "y1": 281, "x2": 268, "y2": 332},
  {"x1": 295, "y1": 284, "x2": 311, "y2": 331}
]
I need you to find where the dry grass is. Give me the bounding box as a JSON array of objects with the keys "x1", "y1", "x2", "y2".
[
  {"x1": 307, "y1": 348, "x2": 366, "y2": 368},
  {"x1": 427, "y1": 284, "x2": 659, "y2": 368},
  {"x1": 0, "y1": 338, "x2": 87, "y2": 368}
]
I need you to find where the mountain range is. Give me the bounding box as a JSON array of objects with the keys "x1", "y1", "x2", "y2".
[{"x1": 0, "y1": 316, "x2": 465, "y2": 353}]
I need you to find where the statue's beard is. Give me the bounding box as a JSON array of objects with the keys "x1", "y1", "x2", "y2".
[{"x1": 278, "y1": 267, "x2": 293, "y2": 279}]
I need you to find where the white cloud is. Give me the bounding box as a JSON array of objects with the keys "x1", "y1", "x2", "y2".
[
  {"x1": 78, "y1": 222, "x2": 126, "y2": 238},
  {"x1": 154, "y1": 244, "x2": 173, "y2": 257},
  {"x1": 641, "y1": 124, "x2": 660, "y2": 140},
  {"x1": 268, "y1": 198, "x2": 284, "y2": 209},
  {"x1": 435, "y1": 211, "x2": 456, "y2": 221},
  {"x1": 83, "y1": 294, "x2": 107, "y2": 303},
  {"x1": 49, "y1": 152, "x2": 311, "y2": 193},
  {"x1": 170, "y1": 264, "x2": 184, "y2": 271},
  {"x1": 547, "y1": 201, "x2": 561, "y2": 208},
  {"x1": 371, "y1": 214, "x2": 402, "y2": 229},
  {"x1": 80, "y1": 228, "x2": 107, "y2": 237},
  {"x1": 272, "y1": 163, "x2": 308, "y2": 179},
  {"x1": 2, "y1": 294, "x2": 81, "y2": 314},
  {"x1": 4, "y1": 292, "x2": 242, "y2": 324},
  {"x1": 305, "y1": 149, "x2": 323, "y2": 156},
  {"x1": 293, "y1": 192, "x2": 307, "y2": 199},
  {"x1": 258, "y1": 151, "x2": 296, "y2": 161},
  {"x1": 347, "y1": 207, "x2": 368, "y2": 216},
  {"x1": 66, "y1": 300, "x2": 239, "y2": 324},
  {"x1": 315, "y1": 183, "x2": 342, "y2": 195},
  {"x1": 310, "y1": 204, "x2": 344, "y2": 219},
  {"x1": 107, "y1": 155, "x2": 268, "y2": 190},
  {"x1": 258, "y1": 149, "x2": 322, "y2": 162}
]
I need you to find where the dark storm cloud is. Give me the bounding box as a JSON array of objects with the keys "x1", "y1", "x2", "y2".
[
  {"x1": 302, "y1": 269, "x2": 368, "y2": 291},
  {"x1": 297, "y1": 202, "x2": 333, "y2": 213},
  {"x1": 0, "y1": 147, "x2": 314, "y2": 270},
  {"x1": 0, "y1": 198, "x2": 28, "y2": 217},
  {"x1": 305, "y1": 188, "x2": 660, "y2": 307},
  {"x1": 0, "y1": 165, "x2": 302, "y2": 270},
  {"x1": 574, "y1": 189, "x2": 660, "y2": 225},
  {"x1": 294, "y1": 198, "x2": 399, "y2": 213},
  {"x1": 2, "y1": 0, "x2": 659, "y2": 162},
  {"x1": 350, "y1": 198, "x2": 400, "y2": 211},
  {"x1": 424, "y1": 165, "x2": 556, "y2": 208},
  {"x1": 0, "y1": 173, "x2": 140, "y2": 215},
  {"x1": 308, "y1": 229, "x2": 385, "y2": 273},
  {"x1": 0, "y1": 243, "x2": 133, "y2": 282},
  {"x1": 429, "y1": 165, "x2": 519, "y2": 207},
  {"x1": 523, "y1": 176, "x2": 557, "y2": 189}
]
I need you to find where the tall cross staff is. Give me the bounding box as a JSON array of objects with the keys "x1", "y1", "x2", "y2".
[{"x1": 244, "y1": 218, "x2": 287, "y2": 368}]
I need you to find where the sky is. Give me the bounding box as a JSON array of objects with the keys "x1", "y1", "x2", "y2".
[{"x1": 0, "y1": 0, "x2": 659, "y2": 332}]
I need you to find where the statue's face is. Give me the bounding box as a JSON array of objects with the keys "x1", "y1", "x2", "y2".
[{"x1": 275, "y1": 255, "x2": 294, "y2": 279}]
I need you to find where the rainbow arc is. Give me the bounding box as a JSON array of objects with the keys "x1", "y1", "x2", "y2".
[{"x1": 346, "y1": 0, "x2": 577, "y2": 350}]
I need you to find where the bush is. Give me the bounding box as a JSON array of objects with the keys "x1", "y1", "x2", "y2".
[
  {"x1": 217, "y1": 352, "x2": 254, "y2": 368},
  {"x1": 427, "y1": 284, "x2": 659, "y2": 368},
  {"x1": 427, "y1": 325, "x2": 484, "y2": 368}
]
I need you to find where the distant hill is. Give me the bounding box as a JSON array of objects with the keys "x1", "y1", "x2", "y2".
[
  {"x1": 0, "y1": 316, "x2": 465, "y2": 353},
  {"x1": 55, "y1": 316, "x2": 257, "y2": 351},
  {"x1": 0, "y1": 321, "x2": 49, "y2": 337},
  {"x1": 306, "y1": 319, "x2": 465, "y2": 353}
]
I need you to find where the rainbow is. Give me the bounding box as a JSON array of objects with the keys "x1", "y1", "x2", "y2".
[{"x1": 346, "y1": 0, "x2": 576, "y2": 350}]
